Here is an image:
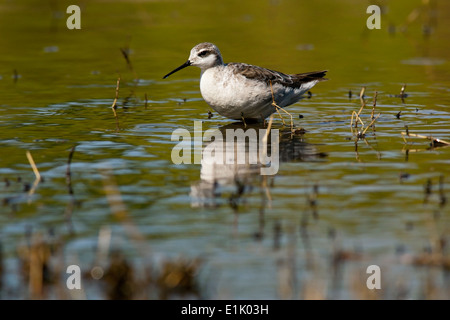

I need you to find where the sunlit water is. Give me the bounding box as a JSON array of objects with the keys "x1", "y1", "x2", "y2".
[{"x1": 0, "y1": 0, "x2": 450, "y2": 299}]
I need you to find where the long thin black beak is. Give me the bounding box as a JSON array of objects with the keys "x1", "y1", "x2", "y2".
[{"x1": 163, "y1": 60, "x2": 191, "y2": 79}]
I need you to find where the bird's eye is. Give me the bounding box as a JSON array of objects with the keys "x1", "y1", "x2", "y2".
[{"x1": 198, "y1": 50, "x2": 209, "y2": 57}]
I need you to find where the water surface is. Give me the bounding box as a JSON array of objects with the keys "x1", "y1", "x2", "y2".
[{"x1": 0, "y1": 0, "x2": 450, "y2": 299}]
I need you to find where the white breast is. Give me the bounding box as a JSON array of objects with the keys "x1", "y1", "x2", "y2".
[{"x1": 200, "y1": 67, "x2": 272, "y2": 119}]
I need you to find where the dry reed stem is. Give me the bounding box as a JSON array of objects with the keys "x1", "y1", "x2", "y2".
[
  {"x1": 350, "y1": 88, "x2": 381, "y2": 139},
  {"x1": 358, "y1": 86, "x2": 366, "y2": 114},
  {"x1": 359, "y1": 86, "x2": 365, "y2": 100},
  {"x1": 350, "y1": 87, "x2": 368, "y2": 129},
  {"x1": 362, "y1": 113, "x2": 381, "y2": 135},
  {"x1": 350, "y1": 110, "x2": 365, "y2": 129},
  {"x1": 401, "y1": 131, "x2": 450, "y2": 146},
  {"x1": 26, "y1": 151, "x2": 40, "y2": 182},
  {"x1": 26, "y1": 151, "x2": 41, "y2": 201}
]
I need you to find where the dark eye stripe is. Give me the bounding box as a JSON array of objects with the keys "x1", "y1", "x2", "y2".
[{"x1": 198, "y1": 50, "x2": 210, "y2": 57}]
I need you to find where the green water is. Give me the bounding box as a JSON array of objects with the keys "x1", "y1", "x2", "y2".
[{"x1": 0, "y1": 0, "x2": 450, "y2": 299}]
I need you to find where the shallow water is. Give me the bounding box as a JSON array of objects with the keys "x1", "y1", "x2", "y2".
[{"x1": 1, "y1": 0, "x2": 450, "y2": 299}]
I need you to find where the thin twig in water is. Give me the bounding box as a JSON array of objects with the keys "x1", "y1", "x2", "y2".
[
  {"x1": 66, "y1": 146, "x2": 76, "y2": 195},
  {"x1": 112, "y1": 77, "x2": 120, "y2": 109},
  {"x1": 402, "y1": 125, "x2": 410, "y2": 144},
  {"x1": 64, "y1": 146, "x2": 77, "y2": 234},
  {"x1": 371, "y1": 91, "x2": 378, "y2": 120},
  {"x1": 111, "y1": 77, "x2": 121, "y2": 131},
  {"x1": 144, "y1": 93, "x2": 148, "y2": 110}
]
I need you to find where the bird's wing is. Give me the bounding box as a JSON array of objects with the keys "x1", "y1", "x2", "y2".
[{"x1": 228, "y1": 63, "x2": 327, "y2": 88}]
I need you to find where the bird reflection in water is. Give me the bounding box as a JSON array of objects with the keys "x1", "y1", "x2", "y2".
[{"x1": 190, "y1": 122, "x2": 327, "y2": 208}]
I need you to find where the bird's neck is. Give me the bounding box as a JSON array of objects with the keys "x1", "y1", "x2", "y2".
[{"x1": 200, "y1": 57, "x2": 224, "y2": 75}]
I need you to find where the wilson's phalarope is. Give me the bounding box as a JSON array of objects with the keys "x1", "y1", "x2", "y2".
[{"x1": 163, "y1": 42, "x2": 327, "y2": 122}]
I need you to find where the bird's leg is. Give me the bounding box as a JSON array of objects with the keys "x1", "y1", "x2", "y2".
[
  {"x1": 269, "y1": 81, "x2": 286, "y2": 126},
  {"x1": 275, "y1": 107, "x2": 286, "y2": 126},
  {"x1": 241, "y1": 112, "x2": 247, "y2": 128},
  {"x1": 270, "y1": 81, "x2": 294, "y2": 131},
  {"x1": 277, "y1": 106, "x2": 294, "y2": 132}
]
